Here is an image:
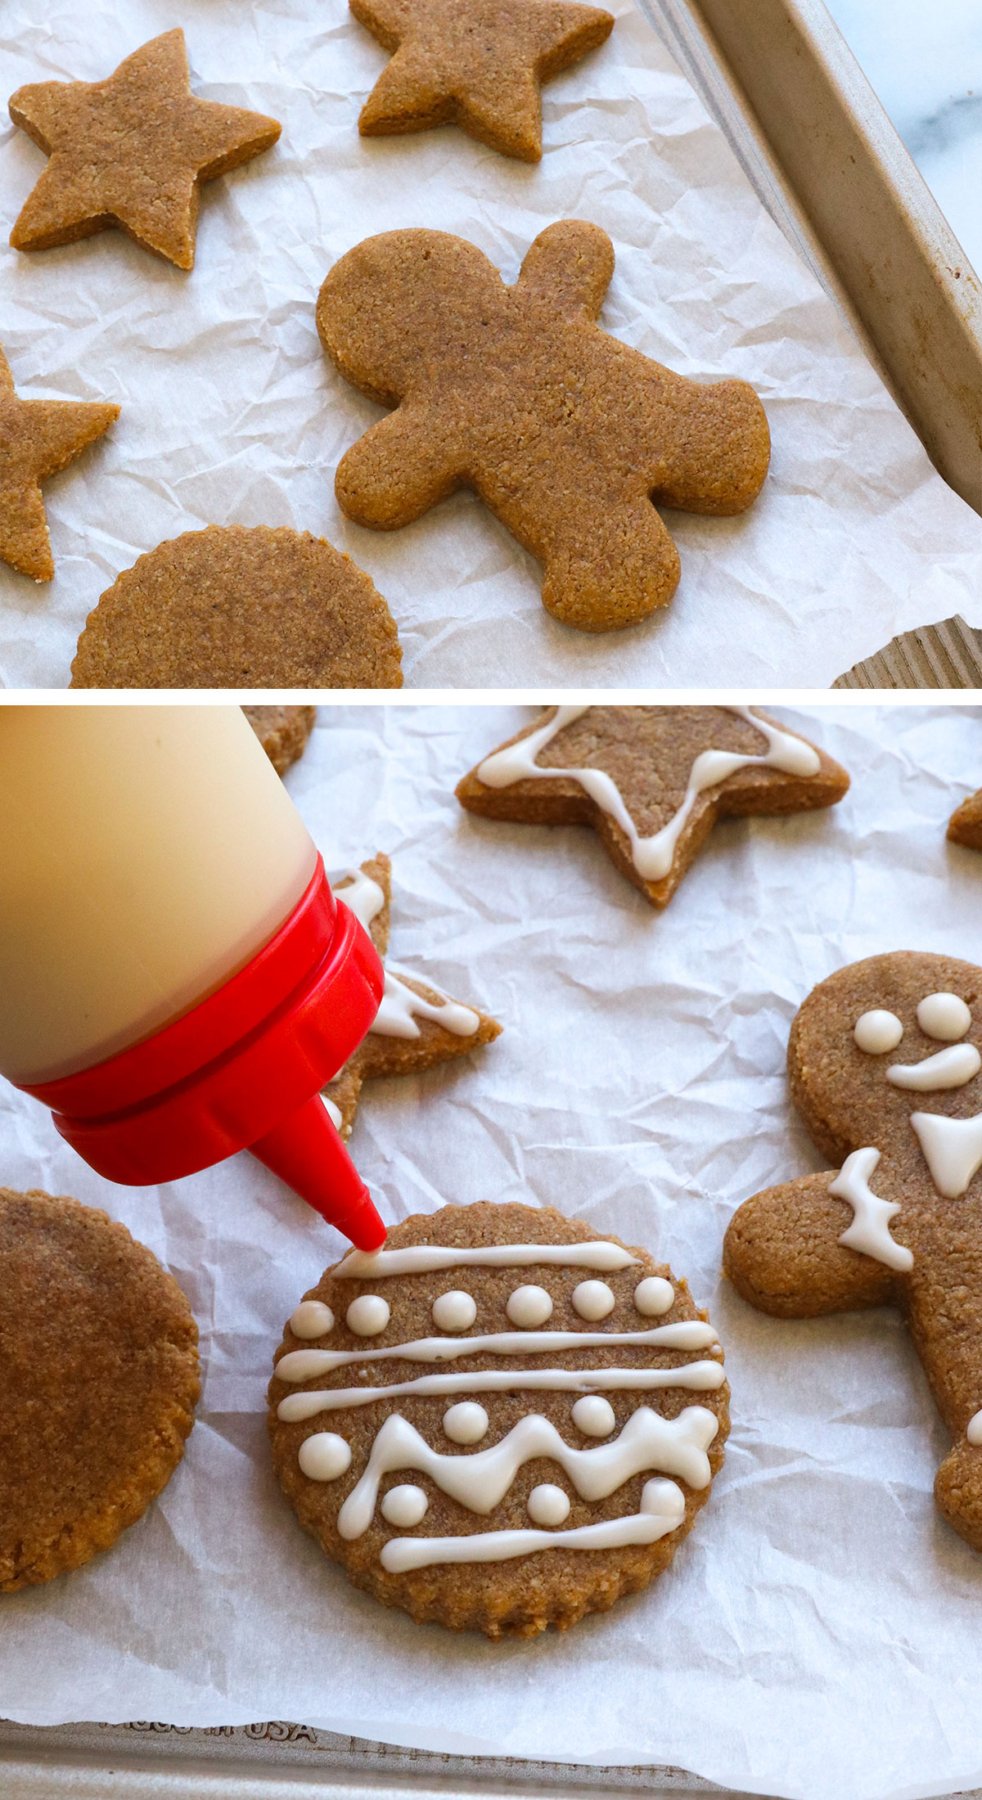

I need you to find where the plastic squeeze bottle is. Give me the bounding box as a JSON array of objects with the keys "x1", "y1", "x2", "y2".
[{"x1": 0, "y1": 706, "x2": 386, "y2": 1249}]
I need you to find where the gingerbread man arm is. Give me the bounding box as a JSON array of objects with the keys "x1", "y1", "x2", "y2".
[
  {"x1": 517, "y1": 221, "x2": 613, "y2": 322},
  {"x1": 723, "y1": 1173, "x2": 897, "y2": 1318},
  {"x1": 335, "y1": 406, "x2": 463, "y2": 528}
]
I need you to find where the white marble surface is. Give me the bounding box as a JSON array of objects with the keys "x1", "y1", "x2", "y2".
[{"x1": 825, "y1": 0, "x2": 982, "y2": 275}]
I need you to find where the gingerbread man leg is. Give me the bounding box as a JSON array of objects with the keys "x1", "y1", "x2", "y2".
[
  {"x1": 536, "y1": 494, "x2": 683, "y2": 630},
  {"x1": 724, "y1": 1174, "x2": 897, "y2": 1318},
  {"x1": 907, "y1": 1247, "x2": 982, "y2": 1551}
]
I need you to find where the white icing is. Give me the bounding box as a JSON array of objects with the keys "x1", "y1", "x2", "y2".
[
  {"x1": 572, "y1": 1396, "x2": 616, "y2": 1437},
  {"x1": 323, "y1": 1097, "x2": 344, "y2": 1131},
  {"x1": 475, "y1": 705, "x2": 821, "y2": 882},
  {"x1": 279, "y1": 1361, "x2": 725, "y2": 1420},
  {"x1": 337, "y1": 1405, "x2": 719, "y2": 1541},
  {"x1": 917, "y1": 992, "x2": 972, "y2": 1042},
  {"x1": 335, "y1": 1241, "x2": 639, "y2": 1279},
  {"x1": 830, "y1": 1147, "x2": 914, "y2": 1272},
  {"x1": 443, "y1": 1402, "x2": 489, "y2": 1444},
  {"x1": 633, "y1": 1277, "x2": 675, "y2": 1317},
  {"x1": 571, "y1": 1279, "x2": 615, "y2": 1321},
  {"x1": 506, "y1": 1284, "x2": 553, "y2": 1327},
  {"x1": 381, "y1": 1477, "x2": 686, "y2": 1571},
  {"x1": 887, "y1": 1044, "x2": 981, "y2": 1090},
  {"x1": 346, "y1": 1295, "x2": 391, "y2": 1337},
  {"x1": 968, "y1": 1410, "x2": 982, "y2": 1447},
  {"x1": 381, "y1": 1484, "x2": 428, "y2": 1528},
  {"x1": 290, "y1": 1300, "x2": 335, "y2": 1340},
  {"x1": 432, "y1": 1290, "x2": 477, "y2": 1331},
  {"x1": 854, "y1": 1009, "x2": 904, "y2": 1055},
  {"x1": 911, "y1": 1111, "x2": 982, "y2": 1199},
  {"x1": 274, "y1": 1318, "x2": 718, "y2": 1381},
  {"x1": 298, "y1": 1432, "x2": 352, "y2": 1482},
  {"x1": 332, "y1": 867, "x2": 478, "y2": 1041},
  {"x1": 527, "y1": 1483, "x2": 570, "y2": 1526}
]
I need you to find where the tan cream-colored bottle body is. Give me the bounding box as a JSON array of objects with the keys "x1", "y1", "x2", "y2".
[{"x1": 0, "y1": 705, "x2": 318, "y2": 1083}]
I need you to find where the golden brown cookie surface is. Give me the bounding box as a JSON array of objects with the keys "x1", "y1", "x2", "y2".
[
  {"x1": 352, "y1": 0, "x2": 613, "y2": 161},
  {"x1": 9, "y1": 29, "x2": 280, "y2": 270},
  {"x1": 70, "y1": 526, "x2": 403, "y2": 689},
  {"x1": 724, "y1": 952, "x2": 982, "y2": 1551},
  {"x1": 948, "y1": 789, "x2": 982, "y2": 852},
  {"x1": 0, "y1": 345, "x2": 118, "y2": 582},
  {"x1": 324, "y1": 854, "x2": 501, "y2": 1137},
  {"x1": 458, "y1": 705, "x2": 849, "y2": 908},
  {"x1": 243, "y1": 705, "x2": 317, "y2": 776},
  {"x1": 318, "y1": 221, "x2": 770, "y2": 632},
  {"x1": 0, "y1": 1189, "x2": 199, "y2": 1591},
  {"x1": 268, "y1": 1201, "x2": 728, "y2": 1637}
]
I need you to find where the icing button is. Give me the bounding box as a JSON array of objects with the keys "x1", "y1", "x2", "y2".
[
  {"x1": 506, "y1": 1284, "x2": 553, "y2": 1328},
  {"x1": 289, "y1": 1299, "x2": 335, "y2": 1339},
  {"x1": 443, "y1": 1401, "x2": 489, "y2": 1444},
  {"x1": 298, "y1": 1432, "x2": 351, "y2": 1481},
  {"x1": 572, "y1": 1396, "x2": 616, "y2": 1437},
  {"x1": 432, "y1": 1289, "x2": 477, "y2": 1331},
  {"x1": 633, "y1": 1276, "x2": 675, "y2": 1317},
  {"x1": 571, "y1": 1279, "x2": 615, "y2": 1321},
  {"x1": 527, "y1": 1483, "x2": 571, "y2": 1526},
  {"x1": 346, "y1": 1294, "x2": 391, "y2": 1337},
  {"x1": 381, "y1": 1483, "x2": 429, "y2": 1528}
]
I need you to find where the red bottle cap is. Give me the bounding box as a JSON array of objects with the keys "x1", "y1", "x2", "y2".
[{"x1": 17, "y1": 856, "x2": 387, "y2": 1249}]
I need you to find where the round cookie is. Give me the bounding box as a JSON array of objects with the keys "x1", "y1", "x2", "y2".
[
  {"x1": 243, "y1": 704, "x2": 317, "y2": 776},
  {"x1": 268, "y1": 1201, "x2": 728, "y2": 1638},
  {"x1": 0, "y1": 1189, "x2": 199, "y2": 1591},
  {"x1": 70, "y1": 526, "x2": 403, "y2": 689}
]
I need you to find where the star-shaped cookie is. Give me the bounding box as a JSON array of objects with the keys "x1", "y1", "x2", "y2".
[
  {"x1": 0, "y1": 345, "x2": 118, "y2": 582},
  {"x1": 325, "y1": 854, "x2": 502, "y2": 1136},
  {"x1": 948, "y1": 789, "x2": 982, "y2": 852},
  {"x1": 351, "y1": 0, "x2": 614, "y2": 161},
  {"x1": 243, "y1": 706, "x2": 317, "y2": 777},
  {"x1": 457, "y1": 706, "x2": 850, "y2": 909},
  {"x1": 9, "y1": 29, "x2": 281, "y2": 270}
]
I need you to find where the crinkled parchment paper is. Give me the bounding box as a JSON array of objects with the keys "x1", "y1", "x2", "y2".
[
  {"x1": 2, "y1": 704, "x2": 982, "y2": 1800},
  {"x1": 1, "y1": 1, "x2": 982, "y2": 688}
]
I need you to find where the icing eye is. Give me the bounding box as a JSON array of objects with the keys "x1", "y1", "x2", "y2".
[
  {"x1": 572, "y1": 1396, "x2": 616, "y2": 1437},
  {"x1": 506, "y1": 1284, "x2": 553, "y2": 1327},
  {"x1": 346, "y1": 1294, "x2": 390, "y2": 1336},
  {"x1": 431, "y1": 1289, "x2": 477, "y2": 1331},
  {"x1": 298, "y1": 1432, "x2": 351, "y2": 1481},
  {"x1": 571, "y1": 1279, "x2": 615, "y2": 1321},
  {"x1": 527, "y1": 1483, "x2": 571, "y2": 1526},
  {"x1": 289, "y1": 1300, "x2": 334, "y2": 1339},
  {"x1": 917, "y1": 992, "x2": 971, "y2": 1042},
  {"x1": 381, "y1": 1484, "x2": 428, "y2": 1528},
  {"x1": 443, "y1": 1401, "x2": 489, "y2": 1444},
  {"x1": 633, "y1": 1276, "x2": 674, "y2": 1317},
  {"x1": 853, "y1": 1010, "x2": 904, "y2": 1055}
]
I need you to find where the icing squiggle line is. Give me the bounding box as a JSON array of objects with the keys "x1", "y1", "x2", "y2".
[
  {"x1": 338, "y1": 1405, "x2": 719, "y2": 1540},
  {"x1": 381, "y1": 1476, "x2": 686, "y2": 1571},
  {"x1": 274, "y1": 1319, "x2": 717, "y2": 1382},
  {"x1": 277, "y1": 1359, "x2": 725, "y2": 1420},
  {"x1": 475, "y1": 705, "x2": 821, "y2": 882},
  {"x1": 335, "y1": 1241, "x2": 640, "y2": 1279},
  {"x1": 830, "y1": 1147, "x2": 913, "y2": 1273}
]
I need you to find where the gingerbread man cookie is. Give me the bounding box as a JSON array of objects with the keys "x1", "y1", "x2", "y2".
[
  {"x1": 724, "y1": 951, "x2": 982, "y2": 1551},
  {"x1": 351, "y1": 0, "x2": 614, "y2": 162},
  {"x1": 458, "y1": 705, "x2": 849, "y2": 908},
  {"x1": 318, "y1": 221, "x2": 770, "y2": 631}
]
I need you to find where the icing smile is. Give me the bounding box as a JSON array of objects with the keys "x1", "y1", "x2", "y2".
[{"x1": 887, "y1": 1043, "x2": 981, "y2": 1091}]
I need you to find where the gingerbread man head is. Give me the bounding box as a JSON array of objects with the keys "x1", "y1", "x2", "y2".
[{"x1": 725, "y1": 950, "x2": 982, "y2": 1553}]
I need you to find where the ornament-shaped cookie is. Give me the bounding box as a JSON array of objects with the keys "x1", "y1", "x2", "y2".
[
  {"x1": 724, "y1": 952, "x2": 982, "y2": 1551},
  {"x1": 318, "y1": 221, "x2": 770, "y2": 632},
  {"x1": 269, "y1": 1201, "x2": 728, "y2": 1637}
]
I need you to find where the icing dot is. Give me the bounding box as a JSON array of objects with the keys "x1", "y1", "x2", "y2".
[
  {"x1": 443, "y1": 1401, "x2": 489, "y2": 1444},
  {"x1": 289, "y1": 1300, "x2": 335, "y2": 1339},
  {"x1": 346, "y1": 1294, "x2": 390, "y2": 1337},
  {"x1": 854, "y1": 1009, "x2": 904, "y2": 1055},
  {"x1": 917, "y1": 992, "x2": 971, "y2": 1042},
  {"x1": 571, "y1": 1279, "x2": 615, "y2": 1321},
  {"x1": 572, "y1": 1396, "x2": 616, "y2": 1437},
  {"x1": 432, "y1": 1289, "x2": 477, "y2": 1331},
  {"x1": 506, "y1": 1284, "x2": 553, "y2": 1328},
  {"x1": 298, "y1": 1432, "x2": 351, "y2": 1482},
  {"x1": 968, "y1": 1410, "x2": 982, "y2": 1448},
  {"x1": 633, "y1": 1276, "x2": 675, "y2": 1317},
  {"x1": 381, "y1": 1483, "x2": 429, "y2": 1528},
  {"x1": 527, "y1": 1483, "x2": 571, "y2": 1526}
]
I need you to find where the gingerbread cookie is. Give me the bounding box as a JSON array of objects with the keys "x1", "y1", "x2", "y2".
[
  {"x1": 324, "y1": 855, "x2": 501, "y2": 1138},
  {"x1": 352, "y1": 0, "x2": 614, "y2": 162},
  {"x1": 724, "y1": 952, "x2": 982, "y2": 1551},
  {"x1": 948, "y1": 789, "x2": 982, "y2": 852},
  {"x1": 269, "y1": 1201, "x2": 728, "y2": 1636},
  {"x1": 244, "y1": 706, "x2": 317, "y2": 776},
  {"x1": 9, "y1": 30, "x2": 280, "y2": 271},
  {"x1": 457, "y1": 706, "x2": 849, "y2": 908},
  {"x1": 70, "y1": 527, "x2": 403, "y2": 689},
  {"x1": 0, "y1": 1189, "x2": 199, "y2": 1590},
  {"x1": 318, "y1": 221, "x2": 770, "y2": 631},
  {"x1": 0, "y1": 345, "x2": 118, "y2": 582}
]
